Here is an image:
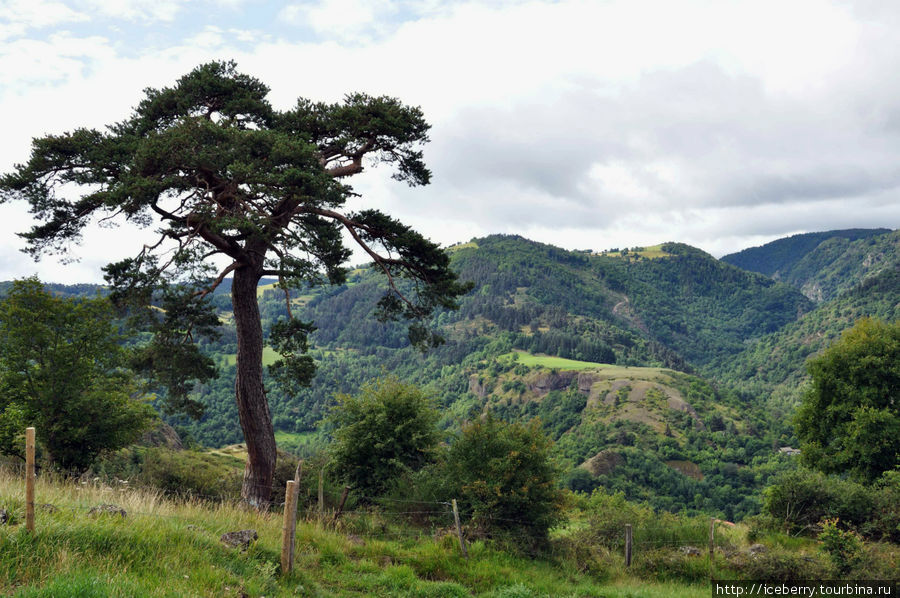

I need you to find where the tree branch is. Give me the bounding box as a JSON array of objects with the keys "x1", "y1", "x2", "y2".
[
  {"x1": 195, "y1": 261, "x2": 240, "y2": 299},
  {"x1": 305, "y1": 207, "x2": 421, "y2": 315}
]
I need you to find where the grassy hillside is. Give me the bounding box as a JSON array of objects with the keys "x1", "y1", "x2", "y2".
[
  {"x1": 465, "y1": 350, "x2": 789, "y2": 520},
  {"x1": 4, "y1": 467, "x2": 898, "y2": 596},
  {"x1": 0, "y1": 468, "x2": 745, "y2": 597}
]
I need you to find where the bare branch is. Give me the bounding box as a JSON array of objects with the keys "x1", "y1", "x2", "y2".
[
  {"x1": 195, "y1": 261, "x2": 241, "y2": 299},
  {"x1": 278, "y1": 274, "x2": 293, "y2": 319}
]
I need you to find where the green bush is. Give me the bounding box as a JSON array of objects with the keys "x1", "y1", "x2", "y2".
[
  {"x1": 865, "y1": 468, "x2": 900, "y2": 542},
  {"x1": 762, "y1": 468, "x2": 874, "y2": 534},
  {"x1": 430, "y1": 414, "x2": 565, "y2": 545},
  {"x1": 140, "y1": 448, "x2": 241, "y2": 500},
  {"x1": 728, "y1": 548, "x2": 829, "y2": 581},
  {"x1": 327, "y1": 377, "x2": 440, "y2": 500},
  {"x1": 819, "y1": 519, "x2": 863, "y2": 575},
  {"x1": 794, "y1": 318, "x2": 900, "y2": 482}
]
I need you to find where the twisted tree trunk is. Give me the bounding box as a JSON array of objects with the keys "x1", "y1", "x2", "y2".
[{"x1": 231, "y1": 263, "x2": 276, "y2": 508}]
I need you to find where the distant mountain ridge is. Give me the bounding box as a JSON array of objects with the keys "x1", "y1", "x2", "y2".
[{"x1": 720, "y1": 228, "x2": 892, "y2": 293}]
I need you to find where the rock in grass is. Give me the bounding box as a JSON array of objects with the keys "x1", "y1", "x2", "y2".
[
  {"x1": 748, "y1": 543, "x2": 767, "y2": 555},
  {"x1": 220, "y1": 529, "x2": 258, "y2": 550},
  {"x1": 87, "y1": 504, "x2": 127, "y2": 518}
]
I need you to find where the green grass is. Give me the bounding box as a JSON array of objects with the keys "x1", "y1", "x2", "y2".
[
  {"x1": 256, "y1": 282, "x2": 279, "y2": 298},
  {"x1": 0, "y1": 469, "x2": 712, "y2": 597},
  {"x1": 504, "y1": 350, "x2": 670, "y2": 378},
  {"x1": 596, "y1": 244, "x2": 672, "y2": 259},
  {"x1": 274, "y1": 431, "x2": 326, "y2": 456},
  {"x1": 222, "y1": 346, "x2": 280, "y2": 368}
]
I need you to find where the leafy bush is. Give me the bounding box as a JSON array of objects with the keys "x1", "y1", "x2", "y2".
[
  {"x1": 0, "y1": 278, "x2": 155, "y2": 472},
  {"x1": 728, "y1": 548, "x2": 829, "y2": 581},
  {"x1": 819, "y1": 519, "x2": 863, "y2": 575},
  {"x1": 328, "y1": 377, "x2": 440, "y2": 499},
  {"x1": 429, "y1": 414, "x2": 565, "y2": 544},
  {"x1": 762, "y1": 468, "x2": 874, "y2": 534},
  {"x1": 794, "y1": 318, "x2": 900, "y2": 482},
  {"x1": 140, "y1": 448, "x2": 241, "y2": 500},
  {"x1": 866, "y1": 468, "x2": 900, "y2": 542}
]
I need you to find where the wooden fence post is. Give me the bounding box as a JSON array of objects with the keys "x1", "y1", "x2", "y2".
[
  {"x1": 624, "y1": 523, "x2": 633, "y2": 567},
  {"x1": 332, "y1": 486, "x2": 350, "y2": 525},
  {"x1": 709, "y1": 517, "x2": 715, "y2": 584},
  {"x1": 281, "y1": 480, "x2": 299, "y2": 575},
  {"x1": 25, "y1": 427, "x2": 35, "y2": 533},
  {"x1": 451, "y1": 499, "x2": 468, "y2": 559},
  {"x1": 317, "y1": 467, "x2": 324, "y2": 528}
]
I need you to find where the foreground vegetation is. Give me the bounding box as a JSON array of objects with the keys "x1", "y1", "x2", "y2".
[
  {"x1": 3, "y1": 467, "x2": 897, "y2": 597},
  {"x1": 0, "y1": 469, "x2": 702, "y2": 597}
]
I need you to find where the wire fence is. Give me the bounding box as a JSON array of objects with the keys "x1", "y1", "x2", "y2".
[{"x1": 4, "y1": 440, "x2": 726, "y2": 578}]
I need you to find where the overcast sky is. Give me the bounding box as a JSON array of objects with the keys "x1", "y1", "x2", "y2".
[{"x1": 1, "y1": 0, "x2": 898, "y2": 283}]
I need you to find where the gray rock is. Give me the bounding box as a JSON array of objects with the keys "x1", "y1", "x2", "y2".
[
  {"x1": 220, "y1": 529, "x2": 258, "y2": 550},
  {"x1": 87, "y1": 504, "x2": 127, "y2": 517}
]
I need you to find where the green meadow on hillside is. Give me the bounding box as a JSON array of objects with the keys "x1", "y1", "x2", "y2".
[{"x1": 504, "y1": 350, "x2": 670, "y2": 378}]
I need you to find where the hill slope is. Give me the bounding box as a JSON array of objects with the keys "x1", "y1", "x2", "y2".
[
  {"x1": 720, "y1": 228, "x2": 890, "y2": 281},
  {"x1": 708, "y1": 265, "x2": 900, "y2": 413}
]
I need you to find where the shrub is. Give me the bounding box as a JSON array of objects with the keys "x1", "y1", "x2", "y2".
[
  {"x1": 728, "y1": 548, "x2": 829, "y2": 581},
  {"x1": 819, "y1": 519, "x2": 863, "y2": 575},
  {"x1": 140, "y1": 448, "x2": 241, "y2": 500},
  {"x1": 433, "y1": 414, "x2": 565, "y2": 545},
  {"x1": 762, "y1": 468, "x2": 874, "y2": 534},
  {"x1": 866, "y1": 468, "x2": 900, "y2": 542},
  {"x1": 327, "y1": 377, "x2": 440, "y2": 500}
]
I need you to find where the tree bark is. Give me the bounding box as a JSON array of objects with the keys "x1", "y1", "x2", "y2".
[{"x1": 231, "y1": 263, "x2": 276, "y2": 508}]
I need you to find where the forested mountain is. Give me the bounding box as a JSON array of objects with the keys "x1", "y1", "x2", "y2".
[
  {"x1": 720, "y1": 228, "x2": 890, "y2": 280},
  {"x1": 4, "y1": 230, "x2": 895, "y2": 518},
  {"x1": 708, "y1": 254, "x2": 900, "y2": 415},
  {"x1": 764, "y1": 229, "x2": 898, "y2": 302}
]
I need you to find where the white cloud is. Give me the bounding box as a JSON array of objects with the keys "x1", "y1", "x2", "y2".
[
  {"x1": 279, "y1": 0, "x2": 398, "y2": 41},
  {"x1": 80, "y1": 0, "x2": 185, "y2": 22},
  {"x1": 0, "y1": 0, "x2": 88, "y2": 31}
]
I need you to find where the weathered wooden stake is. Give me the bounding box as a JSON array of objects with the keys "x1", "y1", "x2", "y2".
[
  {"x1": 281, "y1": 480, "x2": 299, "y2": 574},
  {"x1": 317, "y1": 467, "x2": 324, "y2": 528},
  {"x1": 451, "y1": 499, "x2": 468, "y2": 559},
  {"x1": 624, "y1": 523, "x2": 633, "y2": 567},
  {"x1": 709, "y1": 517, "x2": 715, "y2": 584},
  {"x1": 25, "y1": 427, "x2": 35, "y2": 533},
  {"x1": 332, "y1": 486, "x2": 350, "y2": 525},
  {"x1": 294, "y1": 459, "x2": 303, "y2": 485}
]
